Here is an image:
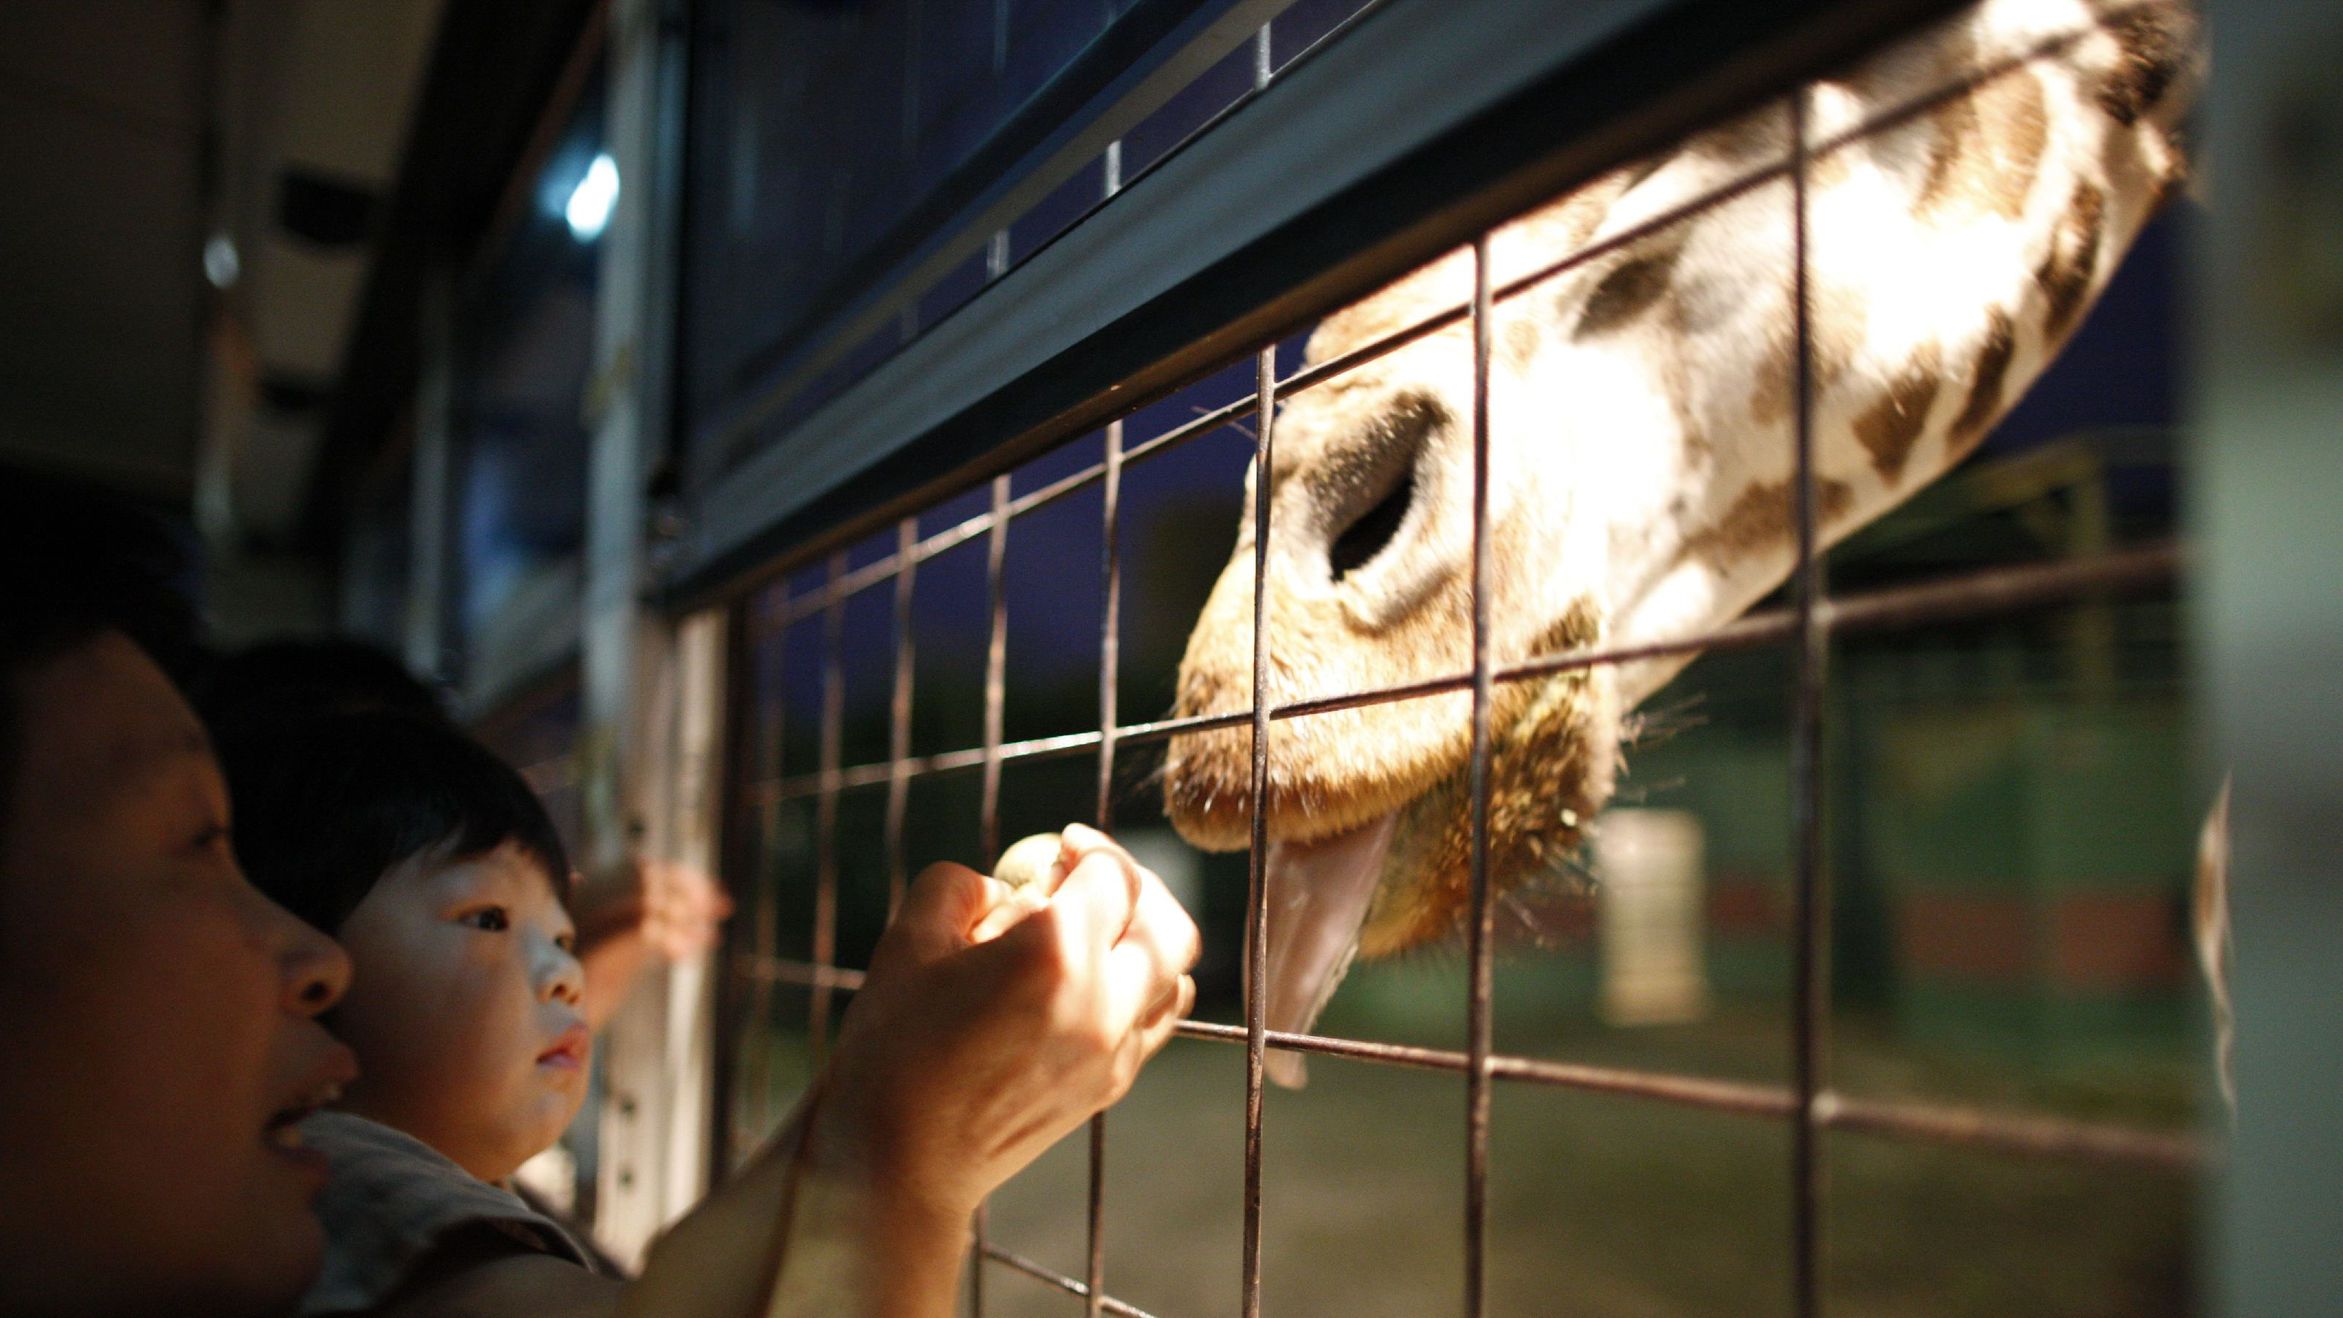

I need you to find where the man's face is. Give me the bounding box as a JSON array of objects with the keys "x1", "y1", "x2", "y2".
[
  {"x1": 0, "y1": 633, "x2": 358, "y2": 1315},
  {"x1": 332, "y1": 840, "x2": 589, "y2": 1182}
]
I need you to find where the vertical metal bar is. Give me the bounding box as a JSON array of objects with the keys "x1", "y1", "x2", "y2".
[
  {"x1": 1786, "y1": 89, "x2": 1832, "y2": 1318},
  {"x1": 1084, "y1": 129, "x2": 1129, "y2": 1318},
  {"x1": 1462, "y1": 234, "x2": 1497, "y2": 1318},
  {"x1": 981, "y1": 473, "x2": 1011, "y2": 898},
  {"x1": 972, "y1": 472, "x2": 1011, "y2": 1318},
  {"x1": 1240, "y1": 34, "x2": 1277, "y2": 1317},
  {"x1": 1087, "y1": 413, "x2": 1125, "y2": 1318},
  {"x1": 812, "y1": 552, "x2": 846, "y2": 1067},
  {"x1": 886, "y1": 517, "x2": 919, "y2": 915},
  {"x1": 744, "y1": 600, "x2": 784, "y2": 1162},
  {"x1": 709, "y1": 603, "x2": 756, "y2": 1183},
  {"x1": 1240, "y1": 342, "x2": 1277, "y2": 1318}
]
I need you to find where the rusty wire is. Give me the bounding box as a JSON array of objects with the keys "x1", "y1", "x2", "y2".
[
  {"x1": 1787, "y1": 85, "x2": 1829, "y2": 1316},
  {"x1": 731, "y1": 957, "x2": 2207, "y2": 1176},
  {"x1": 973, "y1": 471, "x2": 1012, "y2": 1317},
  {"x1": 742, "y1": 543, "x2": 2179, "y2": 806},
  {"x1": 982, "y1": 1242, "x2": 1162, "y2": 1318},
  {"x1": 811, "y1": 551, "x2": 846, "y2": 1068},
  {"x1": 1463, "y1": 231, "x2": 1499, "y2": 1316}
]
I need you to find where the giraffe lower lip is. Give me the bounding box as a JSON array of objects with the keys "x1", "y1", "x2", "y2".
[{"x1": 1257, "y1": 811, "x2": 1398, "y2": 1089}]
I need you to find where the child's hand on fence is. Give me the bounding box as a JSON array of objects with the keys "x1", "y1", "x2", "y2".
[
  {"x1": 813, "y1": 825, "x2": 1200, "y2": 1226},
  {"x1": 572, "y1": 856, "x2": 734, "y2": 1027},
  {"x1": 635, "y1": 857, "x2": 734, "y2": 960}
]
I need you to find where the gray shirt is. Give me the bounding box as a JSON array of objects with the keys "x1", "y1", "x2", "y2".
[{"x1": 297, "y1": 1111, "x2": 594, "y2": 1316}]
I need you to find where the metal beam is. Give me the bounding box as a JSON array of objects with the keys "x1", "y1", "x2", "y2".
[{"x1": 662, "y1": 0, "x2": 1963, "y2": 608}]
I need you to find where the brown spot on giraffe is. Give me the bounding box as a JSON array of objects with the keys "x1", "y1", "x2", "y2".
[
  {"x1": 2036, "y1": 181, "x2": 2107, "y2": 343},
  {"x1": 1682, "y1": 476, "x2": 1855, "y2": 571},
  {"x1": 1683, "y1": 482, "x2": 1781, "y2": 569},
  {"x1": 1745, "y1": 280, "x2": 1870, "y2": 427},
  {"x1": 1851, "y1": 342, "x2": 1945, "y2": 484},
  {"x1": 1922, "y1": 67, "x2": 2049, "y2": 220},
  {"x1": 1572, "y1": 241, "x2": 1685, "y2": 340},
  {"x1": 1820, "y1": 475, "x2": 1855, "y2": 526},
  {"x1": 1951, "y1": 308, "x2": 2018, "y2": 444},
  {"x1": 1652, "y1": 344, "x2": 1714, "y2": 465},
  {"x1": 2095, "y1": 3, "x2": 2189, "y2": 128}
]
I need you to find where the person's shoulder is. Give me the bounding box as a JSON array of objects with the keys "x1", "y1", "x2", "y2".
[{"x1": 297, "y1": 1113, "x2": 599, "y2": 1316}]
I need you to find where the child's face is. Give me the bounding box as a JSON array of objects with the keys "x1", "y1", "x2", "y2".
[{"x1": 330, "y1": 839, "x2": 588, "y2": 1182}]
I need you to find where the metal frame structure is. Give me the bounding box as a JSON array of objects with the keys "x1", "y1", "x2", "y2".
[
  {"x1": 316, "y1": 0, "x2": 2343, "y2": 1301},
  {"x1": 660, "y1": 0, "x2": 1978, "y2": 607},
  {"x1": 576, "y1": 0, "x2": 722, "y2": 1265},
  {"x1": 697, "y1": 8, "x2": 2209, "y2": 1314}
]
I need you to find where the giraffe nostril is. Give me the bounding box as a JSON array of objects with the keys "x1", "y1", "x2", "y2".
[{"x1": 1329, "y1": 467, "x2": 1414, "y2": 582}]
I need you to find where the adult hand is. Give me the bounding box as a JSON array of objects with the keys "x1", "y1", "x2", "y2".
[
  {"x1": 811, "y1": 822, "x2": 1201, "y2": 1226},
  {"x1": 630, "y1": 826, "x2": 1199, "y2": 1318}
]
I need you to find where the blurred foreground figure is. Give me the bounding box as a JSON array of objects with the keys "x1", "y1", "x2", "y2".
[
  {"x1": 0, "y1": 483, "x2": 359, "y2": 1315},
  {"x1": 0, "y1": 476, "x2": 1200, "y2": 1316}
]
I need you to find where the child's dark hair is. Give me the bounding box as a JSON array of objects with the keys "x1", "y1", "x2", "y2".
[{"x1": 221, "y1": 711, "x2": 572, "y2": 936}]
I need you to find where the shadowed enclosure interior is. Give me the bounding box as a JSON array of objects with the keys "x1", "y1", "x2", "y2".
[{"x1": 667, "y1": 1, "x2": 2210, "y2": 1313}]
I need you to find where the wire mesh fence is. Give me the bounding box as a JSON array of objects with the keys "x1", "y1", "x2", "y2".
[{"x1": 708, "y1": 3, "x2": 2206, "y2": 1313}]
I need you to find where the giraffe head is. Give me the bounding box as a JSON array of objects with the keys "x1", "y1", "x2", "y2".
[
  {"x1": 1160, "y1": 0, "x2": 2196, "y2": 1085},
  {"x1": 1161, "y1": 205, "x2": 1636, "y2": 1083}
]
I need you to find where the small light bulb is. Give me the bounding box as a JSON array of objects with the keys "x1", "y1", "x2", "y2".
[
  {"x1": 204, "y1": 234, "x2": 240, "y2": 288},
  {"x1": 566, "y1": 153, "x2": 620, "y2": 241}
]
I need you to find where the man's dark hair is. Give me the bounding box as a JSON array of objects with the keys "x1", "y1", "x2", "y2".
[
  {"x1": 195, "y1": 637, "x2": 449, "y2": 745},
  {"x1": 0, "y1": 474, "x2": 206, "y2": 852},
  {"x1": 221, "y1": 711, "x2": 572, "y2": 935}
]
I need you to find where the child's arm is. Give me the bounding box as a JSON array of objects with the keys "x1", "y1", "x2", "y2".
[{"x1": 372, "y1": 826, "x2": 1199, "y2": 1318}]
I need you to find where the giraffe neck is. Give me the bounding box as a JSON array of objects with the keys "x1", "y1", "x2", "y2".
[{"x1": 1544, "y1": 0, "x2": 2195, "y2": 707}]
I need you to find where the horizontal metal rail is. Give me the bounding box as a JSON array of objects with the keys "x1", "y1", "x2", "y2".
[
  {"x1": 729, "y1": 953, "x2": 2205, "y2": 1173},
  {"x1": 980, "y1": 1242, "x2": 1162, "y2": 1318},
  {"x1": 1813, "y1": 1092, "x2": 2205, "y2": 1171},
  {"x1": 743, "y1": 542, "x2": 2180, "y2": 804}
]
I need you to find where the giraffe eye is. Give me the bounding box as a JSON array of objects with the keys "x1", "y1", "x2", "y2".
[{"x1": 1329, "y1": 466, "x2": 1414, "y2": 583}]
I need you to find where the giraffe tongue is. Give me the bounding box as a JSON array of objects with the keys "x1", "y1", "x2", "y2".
[{"x1": 1257, "y1": 812, "x2": 1398, "y2": 1089}]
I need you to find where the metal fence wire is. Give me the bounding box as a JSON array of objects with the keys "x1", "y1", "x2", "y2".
[{"x1": 709, "y1": 6, "x2": 2205, "y2": 1315}]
